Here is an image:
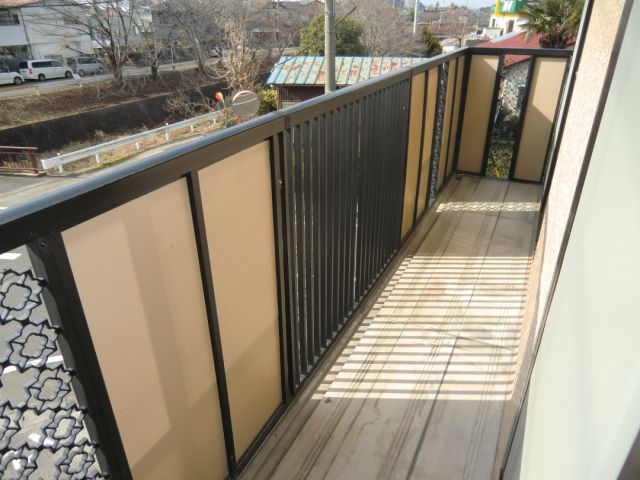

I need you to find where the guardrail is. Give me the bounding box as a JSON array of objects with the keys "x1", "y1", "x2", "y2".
[
  {"x1": 0, "y1": 145, "x2": 41, "y2": 174},
  {"x1": 41, "y1": 110, "x2": 222, "y2": 172}
]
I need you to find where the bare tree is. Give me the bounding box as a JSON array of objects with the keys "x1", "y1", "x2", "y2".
[
  {"x1": 211, "y1": 17, "x2": 261, "y2": 92},
  {"x1": 154, "y1": 0, "x2": 240, "y2": 75},
  {"x1": 32, "y1": 0, "x2": 144, "y2": 88},
  {"x1": 132, "y1": 18, "x2": 165, "y2": 81},
  {"x1": 418, "y1": 6, "x2": 483, "y2": 47},
  {"x1": 248, "y1": 0, "x2": 322, "y2": 57},
  {"x1": 341, "y1": 0, "x2": 419, "y2": 56}
]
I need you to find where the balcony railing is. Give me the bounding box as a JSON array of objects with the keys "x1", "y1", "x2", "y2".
[
  {"x1": 0, "y1": 145, "x2": 41, "y2": 174},
  {"x1": 0, "y1": 45, "x2": 571, "y2": 479}
]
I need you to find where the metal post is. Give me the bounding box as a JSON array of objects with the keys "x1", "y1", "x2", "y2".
[
  {"x1": 413, "y1": 0, "x2": 419, "y2": 36},
  {"x1": 325, "y1": 0, "x2": 336, "y2": 93}
]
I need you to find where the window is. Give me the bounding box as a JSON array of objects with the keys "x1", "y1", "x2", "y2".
[
  {"x1": 507, "y1": 20, "x2": 515, "y2": 33},
  {"x1": 0, "y1": 9, "x2": 19, "y2": 26},
  {"x1": 0, "y1": 66, "x2": 8, "y2": 73}
]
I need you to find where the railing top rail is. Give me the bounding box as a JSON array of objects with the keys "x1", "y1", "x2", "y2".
[
  {"x1": 0, "y1": 109, "x2": 285, "y2": 252},
  {"x1": 0, "y1": 45, "x2": 573, "y2": 252},
  {"x1": 468, "y1": 46, "x2": 573, "y2": 57}
]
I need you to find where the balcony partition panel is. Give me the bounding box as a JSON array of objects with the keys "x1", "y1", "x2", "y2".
[
  {"x1": 416, "y1": 67, "x2": 439, "y2": 218},
  {"x1": 447, "y1": 56, "x2": 465, "y2": 178},
  {"x1": 457, "y1": 55, "x2": 500, "y2": 174},
  {"x1": 436, "y1": 58, "x2": 457, "y2": 190},
  {"x1": 513, "y1": 57, "x2": 569, "y2": 182},
  {"x1": 401, "y1": 72, "x2": 426, "y2": 240},
  {"x1": 62, "y1": 180, "x2": 228, "y2": 480},
  {"x1": 197, "y1": 142, "x2": 282, "y2": 459}
]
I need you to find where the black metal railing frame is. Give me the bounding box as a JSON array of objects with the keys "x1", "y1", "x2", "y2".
[{"x1": 0, "y1": 45, "x2": 573, "y2": 480}]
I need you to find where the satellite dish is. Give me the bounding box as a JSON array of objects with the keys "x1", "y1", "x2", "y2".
[{"x1": 230, "y1": 90, "x2": 260, "y2": 117}]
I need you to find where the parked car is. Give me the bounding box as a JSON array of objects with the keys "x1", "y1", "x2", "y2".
[
  {"x1": 18, "y1": 60, "x2": 73, "y2": 81},
  {"x1": 0, "y1": 66, "x2": 24, "y2": 85},
  {"x1": 67, "y1": 57, "x2": 105, "y2": 76}
]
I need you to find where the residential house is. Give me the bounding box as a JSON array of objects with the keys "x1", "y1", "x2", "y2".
[
  {"x1": 0, "y1": 0, "x2": 93, "y2": 69},
  {"x1": 267, "y1": 55, "x2": 428, "y2": 108},
  {"x1": 488, "y1": 0, "x2": 536, "y2": 35},
  {"x1": 249, "y1": 0, "x2": 324, "y2": 47}
]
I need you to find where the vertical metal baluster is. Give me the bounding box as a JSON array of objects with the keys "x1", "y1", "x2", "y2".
[
  {"x1": 329, "y1": 110, "x2": 338, "y2": 337},
  {"x1": 292, "y1": 125, "x2": 307, "y2": 376},
  {"x1": 312, "y1": 117, "x2": 323, "y2": 355},
  {"x1": 302, "y1": 121, "x2": 314, "y2": 365}
]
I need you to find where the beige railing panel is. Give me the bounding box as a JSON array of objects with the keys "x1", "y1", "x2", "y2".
[
  {"x1": 416, "y1": 68, "x2": 439, "y2": 218},
  {"x1": 198, "y1": 141, "x2": 282, "y2": 457},
  {"x1": 514, "y1": 57, "x2": 567, "y2": 182},
  {"x1": 447, "y1": 56, "x2": 465, "y2": 177},
  {"x1": 457, "y1": 55, "x2": 499, "y2": 174},
  {"x1": 63, "y1": 180, "x2": 228, "y2": 480},
  {"x1": 401, "y1": 72, "x2": 426, "y2": 239},
  {"x1": 437, "y1": 59, "x2": 458, "y2": 189}
]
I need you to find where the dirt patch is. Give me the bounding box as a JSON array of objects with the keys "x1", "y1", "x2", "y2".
[{"x1": 0, "y1": 69, "x2": 216, "y2": 129}]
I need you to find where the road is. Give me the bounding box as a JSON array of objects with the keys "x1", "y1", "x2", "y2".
[{"x1": 0, "y1": 59, "x2": 206, "y2": 99}]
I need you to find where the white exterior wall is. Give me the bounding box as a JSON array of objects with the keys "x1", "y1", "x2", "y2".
[
  {"x1": 0, "y1": 5, "x2": 93, "y2": 60},
  {"x1": 0, "y1": 24, "x2": 28, "y2": 47},
  {"x1": 489, "y1": 14, "x2": 528, "y2": 35},
  {"x1": 504, "y1": 1, "x2": 640, "y2": 478}
]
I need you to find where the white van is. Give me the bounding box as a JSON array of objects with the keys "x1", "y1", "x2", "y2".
[
  {"x1": 68, "y1": 57, "x2": 105, "y2": 76},
  {"x1": 18, "y1": 60, "x2": 73, "y2": 81},
  {"x1": 0, "y1": 66, "x2": 24, "y2": 85}
]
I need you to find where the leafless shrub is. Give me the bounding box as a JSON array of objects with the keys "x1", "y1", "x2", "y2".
[{"x1": 210, "y1": 17, "x2": 261, "y2": 92}]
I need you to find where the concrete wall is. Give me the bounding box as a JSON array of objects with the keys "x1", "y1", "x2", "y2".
[
  {"x1": 0, "y1": 84, "x2": 221, "y2": 152},
  {"x1": 505, "y1": 2, "x2": 640, "y2": 476}
]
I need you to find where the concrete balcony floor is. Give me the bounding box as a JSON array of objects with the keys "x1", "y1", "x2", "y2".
[{"x1": 241, "y1": 175, "x2": 540, "y2": 480}]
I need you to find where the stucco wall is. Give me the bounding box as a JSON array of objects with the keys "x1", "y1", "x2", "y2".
[
  {"x1": 505, "y1": 2, "x2": 639, "y2": 475},
  {"x1": 495, "y1": 0, "x2": 628, "y2": 474},
  {"x1": 535, "y1": 0, "x2": 625, "y2": 335}
]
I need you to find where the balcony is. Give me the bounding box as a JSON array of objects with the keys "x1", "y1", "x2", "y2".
[
  {"x1": 0, "y1": 35, "x2": 623, "y2": 479},
  {"x1": 240, "y1": 175, "x2": 540, "y2": 479}
]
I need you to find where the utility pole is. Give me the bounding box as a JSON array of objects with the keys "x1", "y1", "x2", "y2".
[
  {"x1": 325, "y1": 0, "x2": 336, "y2": 93},
  {"x1": 413, "y1": 0, "x2": 419, "y2": 36}
]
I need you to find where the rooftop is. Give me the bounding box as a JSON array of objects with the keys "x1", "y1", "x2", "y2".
[
  {"x1": 478, "y1": 32, "x2": 545, "y2": 66},
  {"x1": 267, "y1": 56, "x2": 428, "y2": 86}
]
